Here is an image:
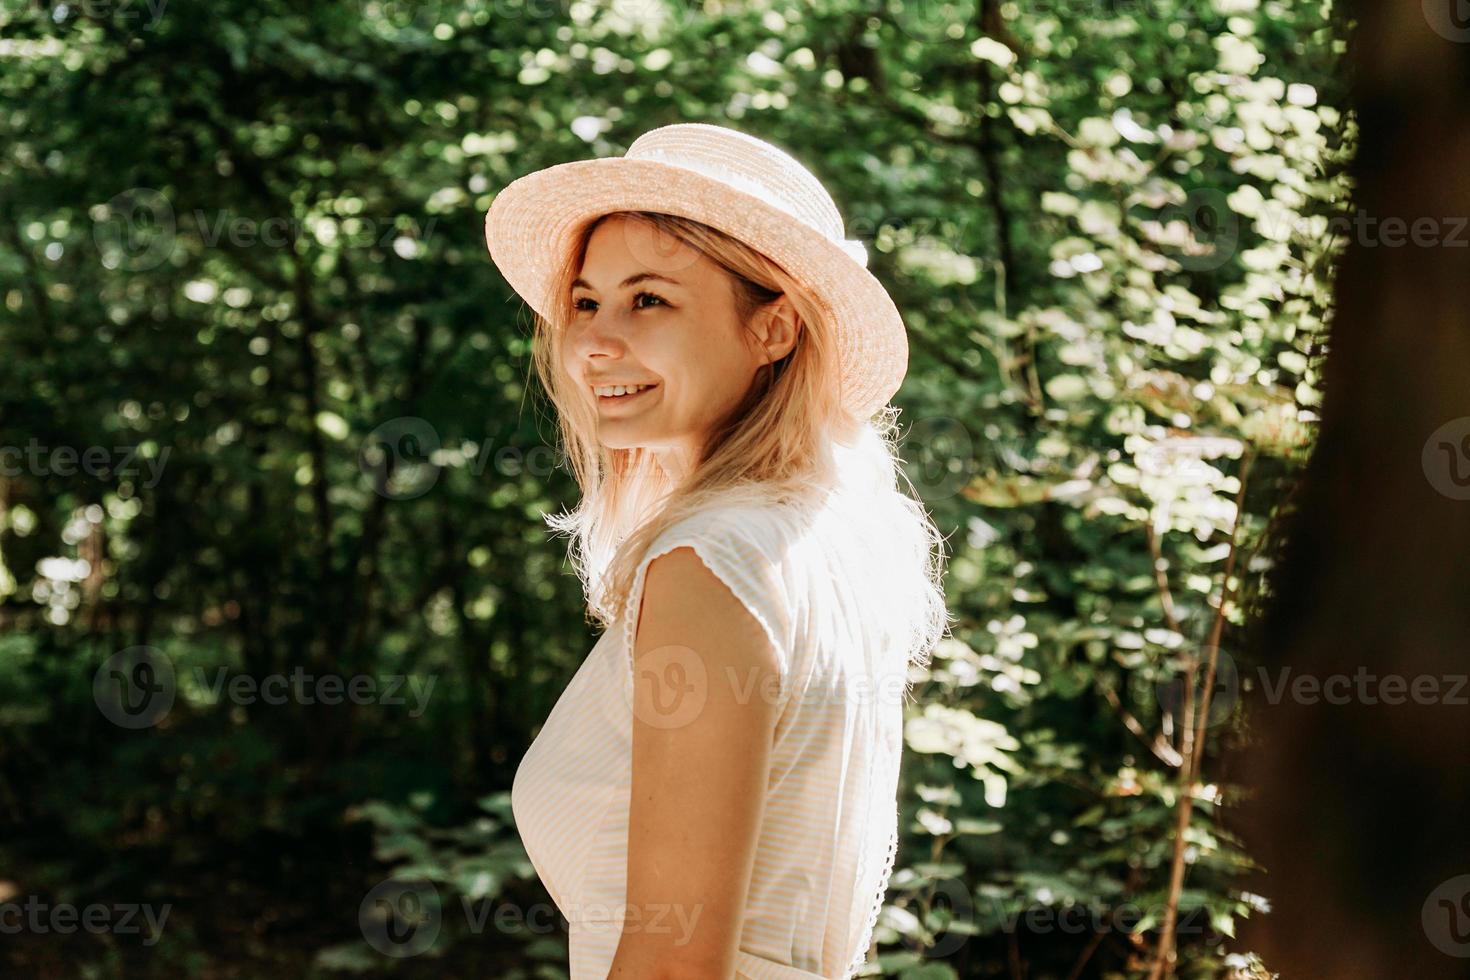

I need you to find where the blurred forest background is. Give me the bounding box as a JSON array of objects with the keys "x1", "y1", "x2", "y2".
[{"x1": 0, "y1": 0, "x2": 1350, "y2": 977}]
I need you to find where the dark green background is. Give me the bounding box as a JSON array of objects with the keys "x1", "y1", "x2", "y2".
[{"x1": 0, "y1": 0, "x2": 1347, "y2": 976}]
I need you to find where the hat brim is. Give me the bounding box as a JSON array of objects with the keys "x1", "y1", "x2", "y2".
[{"x1": 484, "y1": 156, "x2": 907, "y2": 420}]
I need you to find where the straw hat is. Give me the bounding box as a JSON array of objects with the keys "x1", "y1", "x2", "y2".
[{"x1": 483, "y1": 122, "x2": 908, "y2": 420}]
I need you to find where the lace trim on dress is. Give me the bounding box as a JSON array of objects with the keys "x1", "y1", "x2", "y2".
[{"x1": 843, "y1": 809, "x2": 900, "y2": 979}]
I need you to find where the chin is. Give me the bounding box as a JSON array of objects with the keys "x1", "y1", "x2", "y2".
[
  {"x1": 594, "y1": 428, "x2": 682, "y2": 454},
  {"x1": 593, "y1": 427, "x2": 650, "y2": 451}
]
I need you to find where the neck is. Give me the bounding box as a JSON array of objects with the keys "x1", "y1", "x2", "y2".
[{"x1": 651, "y1": 445, "x2": 698, "y2": 487}]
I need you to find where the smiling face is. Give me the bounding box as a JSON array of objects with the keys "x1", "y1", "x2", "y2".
[{"x1": 561, "y1": 214, "x2": 797, "y2": 471}]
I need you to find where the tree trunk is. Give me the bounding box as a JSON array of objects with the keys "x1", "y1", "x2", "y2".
[{"x1": 1237, "y1": 1, "x2": 1470, "y2": 976}]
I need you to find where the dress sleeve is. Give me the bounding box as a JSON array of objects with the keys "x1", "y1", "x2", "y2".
[{"x1": 620, "y1": 506, "x2": 797, "y2": 708}]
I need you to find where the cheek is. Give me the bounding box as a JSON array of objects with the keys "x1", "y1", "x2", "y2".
[
  {"x1": 683, "y1": 336, "x2": 757, "y2": 409},
  {"x1": 713, "y1": 330, "x2": 760, "y2": 380},
  {"x1": 558, "y1": 336, "x2": 586, "y2": 397},
  {"x1": 628, "y1": 325, "x2": 682, "y2": 378}
]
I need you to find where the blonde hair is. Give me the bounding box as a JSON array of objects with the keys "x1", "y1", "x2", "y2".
[{"x1": 533, "y1": 210, "x2": 952, "y2": 674}]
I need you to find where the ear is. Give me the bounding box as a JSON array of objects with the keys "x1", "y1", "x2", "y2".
[{"x1": 751, "y1": 294, "x2": 801, "y2": 366}]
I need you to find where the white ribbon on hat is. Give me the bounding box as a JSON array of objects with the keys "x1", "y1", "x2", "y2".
[{"x1": 633, "y1": 145, "x2": 870, "y2": 270}]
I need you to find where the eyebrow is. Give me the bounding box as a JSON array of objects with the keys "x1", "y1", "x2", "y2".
[{"x1": 570, "y1": 272, "x2": 683, "y2": 292}]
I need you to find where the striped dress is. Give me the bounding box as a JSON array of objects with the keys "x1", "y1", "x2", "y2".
[{"x1": 511, "y1": 492, "x2": 910, "y2": 979}]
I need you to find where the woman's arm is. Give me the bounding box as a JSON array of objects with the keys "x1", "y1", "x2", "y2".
[{"x1": 607, "y1": 545, "x2": 783, "y2": 980}]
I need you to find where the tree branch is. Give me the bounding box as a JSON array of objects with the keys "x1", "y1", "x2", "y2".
[{"x1": 1147, "y1": 448, "x2": 1254, "y2": 979}]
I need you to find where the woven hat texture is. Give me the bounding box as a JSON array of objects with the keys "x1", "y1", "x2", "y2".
[{"x1": 484, "y1": 122, "x2": 909, "y2": 420}]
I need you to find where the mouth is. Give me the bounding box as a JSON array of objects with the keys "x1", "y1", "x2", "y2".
[{"x1": 592, "y1": 382, "x2": 659, "y2": 407}]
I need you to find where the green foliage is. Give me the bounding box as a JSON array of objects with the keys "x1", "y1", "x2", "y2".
[{"x1": 0, "y1": 0, "x2": 1346, "y2": 976}]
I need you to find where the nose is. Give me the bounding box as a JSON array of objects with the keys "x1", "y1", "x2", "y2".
[{"x1": 567, "y1": 304, "x2": 631, "y2": 364}]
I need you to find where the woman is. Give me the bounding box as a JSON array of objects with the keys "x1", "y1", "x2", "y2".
[{"x1": 485, "y1": 123, "x2": 952, "y2": 979}]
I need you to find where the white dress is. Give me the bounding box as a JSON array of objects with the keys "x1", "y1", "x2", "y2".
[{"x1": 511, "y1": 492, "x2": 910, "y2": 979}]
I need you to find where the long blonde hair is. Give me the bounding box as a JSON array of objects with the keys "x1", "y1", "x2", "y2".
[{"x1": 533, "y1": 210, "x2": 952, "y2": 674}]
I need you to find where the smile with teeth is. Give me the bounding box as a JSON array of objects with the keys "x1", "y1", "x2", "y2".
[{"x1": 594, "y1": 383, "x2": 657, "y2": 399}]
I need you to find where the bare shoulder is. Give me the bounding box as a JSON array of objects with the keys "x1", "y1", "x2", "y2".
[{"x1": 637, "y1": 545, "x2": 782, "y2": 680}]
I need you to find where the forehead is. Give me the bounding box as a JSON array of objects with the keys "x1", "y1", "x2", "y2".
[{"x1": 577, "y1": 215, "x2": 714, "y2": 286}]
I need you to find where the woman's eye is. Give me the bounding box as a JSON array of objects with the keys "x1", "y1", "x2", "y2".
[{"x1": 571, "y1": 292, "x2": 667, "y2": 314}]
